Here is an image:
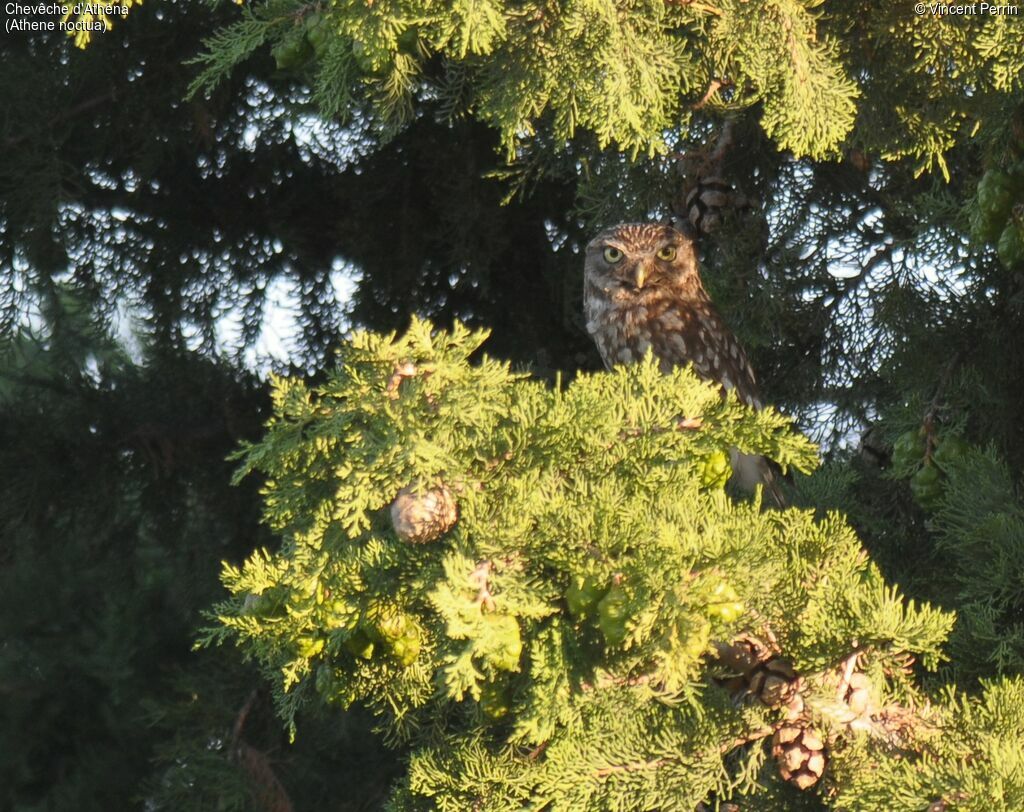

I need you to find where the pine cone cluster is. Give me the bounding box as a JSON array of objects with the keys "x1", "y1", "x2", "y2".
[
  {"x1": 715, "y1": 637, "x2": 829, "y2": 790},
  {"x1": 701, "y1": 640, "x2": 897, "y2": 801},
  {"x1": 390, "y1": 483, "x2": 457, "y2": 543}
]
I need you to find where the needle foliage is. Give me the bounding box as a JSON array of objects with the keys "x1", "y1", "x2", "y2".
[{"x1": 200, "y1": 319, "x2": 1024, "y2": 810}]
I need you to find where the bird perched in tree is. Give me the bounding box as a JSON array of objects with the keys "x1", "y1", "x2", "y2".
[{"x1": 583, "y1": 222, "x2": 785, "y2": 506}]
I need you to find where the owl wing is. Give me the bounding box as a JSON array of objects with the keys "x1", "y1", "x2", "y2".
[
  {"x1": 647, "y1": 300, "x2": 763, "y2": 409},
  {"x1": 648, "y1": 301, "x2": 786, "y2": 508},
  {"x1": 700, "y1": 321, "x2": 788, "y2": 508},
  {"x1": 698, "y1": 326, "x2": 764, "y2": 411}
]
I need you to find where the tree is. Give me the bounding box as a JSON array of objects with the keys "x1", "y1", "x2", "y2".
[
  {"x1": 206, "y1": 319, "x2": 1021, "y2": 809},
  {"x1": 1, "y1": 0, "x2": 1023, "y2": 808}
]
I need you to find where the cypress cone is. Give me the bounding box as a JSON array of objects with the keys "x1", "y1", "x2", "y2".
[
  {"x1": 844, "y1": 671, "x2": 875, "y2": 718},
  {"x1": 714, "y1": 636, "x2": 763, "y2": 674},
  {"x1": 714, "y1": 638, "x2": 802, "y2": 709},
  {"x1": 747, "y1": 656, "x2": 801, "y2": 709},
  {"x1": 772, "y1": 721, "x2": 828, "y2": 790},
  {"x1": 685, "y1": 176, "x2": 734, "y2": 234},
  {"x1": 390, "y1": 483, "x2": 457, "y2": 543}
]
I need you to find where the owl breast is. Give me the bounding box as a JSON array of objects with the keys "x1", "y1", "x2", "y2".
[
  {"x1": 586, "y1": 295, "x2": 655, "y2": 367},
  {"x1": 584, "y1": 284, "x2": 762, "y2": 410},
  {"x1": 586, "y1": 285, "x2": 696, "y2": 370}
]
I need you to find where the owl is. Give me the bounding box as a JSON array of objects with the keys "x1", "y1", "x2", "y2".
[{"x1": 583, "y1": 222, "x2": 784, "y2": 506}]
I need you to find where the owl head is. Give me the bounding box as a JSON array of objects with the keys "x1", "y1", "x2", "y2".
[{"x1": 583, "y1": 223, "x2": 699, "y2": 298}]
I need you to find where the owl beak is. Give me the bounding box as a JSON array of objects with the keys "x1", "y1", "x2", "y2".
[{"x1": 633, "y1": 259, "x2": 654, "y2": 290}]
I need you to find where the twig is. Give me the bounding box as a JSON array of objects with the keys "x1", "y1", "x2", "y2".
[
  {"x1": 617, "y1": 415, "x2": 703, "y2": 440},
  {"x1": 708, "y1": 119, "x2": 736, "y2": 166},
  {"x1": 228, "y1": 689, "x2": 297, "y2": 812},
  {"x1": 835, "y1": 648, "x2": 861, "y2": 701},
  {"x1": 527, "y1": 741, "x2": 549, "y2": 761},
  {"x1": 468, "y1": 560, "x2": 495, "y2": 612},
  {"x1": 594, "y1": 757, "x2": 672, "y2": 778},
  {"x1": 692, "y1": 79, "x2": 724, "y2": 110},
  {"x1": 593, "y1": 724, "x2": 775, "y2": 780},
  {"x1": 720, "y1": 725, "x2": 775, "y2": 754},
  {"x1": 230, "y1": 688, "x2": 259, "y2": 751},
  {"x1": 385, "y1": 361, "x2": 419, "y2": 399},
  {"x1": 664, "y1": 0, "x2": 723, "y2": 15},
  {"x1": 5, "y1": 88, "x2": 120, "y2": 149},
  {"x1": 924, "y1": 350, "x2": 964, "y2": 425}
]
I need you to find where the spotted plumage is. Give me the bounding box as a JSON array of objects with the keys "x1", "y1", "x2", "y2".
[{"x1": 583, "y1": 222, "x2": 783, "y2": 505}]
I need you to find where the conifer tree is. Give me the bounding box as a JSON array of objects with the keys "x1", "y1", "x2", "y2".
[
  {"x1": 2, "y1": 0, "x2": 1024, "y2": 808},
  {"x1": 204, "y1": 319, "x2": 1023, "y2": 809}
]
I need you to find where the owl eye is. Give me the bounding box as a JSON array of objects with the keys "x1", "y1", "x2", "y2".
[
  {"x1": 657, "y1": 245, "x2": 677, "y2": 261},
  {"x1": 603, "y1": 246, "x2": 623, "y2": 263}
]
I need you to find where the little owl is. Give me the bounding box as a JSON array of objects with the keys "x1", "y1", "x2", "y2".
[{"x1": 583, "y1": 222, "x2": 784, "y2": 506}]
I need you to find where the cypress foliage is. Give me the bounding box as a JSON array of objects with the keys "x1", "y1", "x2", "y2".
[
  {"x1": 3, "y1": 1, "x2": 1024, "y2": 808},
  {"x1": 202, "y1": 319, "x2": 1024, "y2": 809},
  {"x1": 189, "y1": 0, "x2": 860, "y2": 158}
]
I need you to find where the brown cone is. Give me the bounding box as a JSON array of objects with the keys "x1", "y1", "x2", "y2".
[
  {"x1": 845, "y1": 671, "x2": 874, "y2": 718},
  {"x1": 390, "y1": 483, "x2": 457, "y2": 543},
  {"x1": 747, "y1": 656, "x2": 800, "y2": 708},
  {"x1": 772, "y1": 722, "x2": 827, "y2": 790},
  {"x1": 714, "y1": 637, "x2": 763, "y2": 674},
  {"x1": 685, "y1": 177, "x2": 734, "y2": 234}
]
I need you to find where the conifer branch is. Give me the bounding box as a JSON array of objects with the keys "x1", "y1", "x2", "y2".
[
  {"x1": 3, "y1": 87, "x2": 121, "y2": 150},
  {"x1": 721, "y1": 725, "x2": 776, "y2": 753},
  {"x1": 617, "y1": 415, "x2": 704, "y2": 439},
  {"x1": 664, "y1": 0, "x2": 723, "y2": 16},
  {"x1": 592, "y1": 756, "x2": 673, "y2": 778},
  {"x1": 207, "y1": 321, "x2": 998, "y2": 809},
  {"x1": 230, "y1": 688, "x2": 259, "y2": 752}
]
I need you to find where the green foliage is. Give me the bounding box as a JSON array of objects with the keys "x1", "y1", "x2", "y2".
[
  {"x1": 186, "y1": 0, "x2": 1024, "y2": 177},
  {"x1": 0, "y1": 286, "x2": 396, "y2": 811},
  {"x1": 186, "y1": 7, "x2": 270, "y2": 99},
  {"x1": 928, "y1": 444, "x2": 1024, "y2": 680},
  {"x1": 188, "y1": 0, "x2": 864, "y2": 160},
  {"x1": 835, "y1": 9, "x2": 1024, "y2": 180},
  {"x1": 4, "y1": 3, "x2": 1024, "y2": 809},
  {"x1": 829, "y1": 678, "x2": 1024, "y2": 811},
  {"x1": 203, "y1": 320, "x2": 1014, "y2": 809},
  {"x1": 0, "y1": 289, "x2": 257, "y2": 810},
  {"x1": 707, "y1": 0, "x2": 859, "y2": 160}
]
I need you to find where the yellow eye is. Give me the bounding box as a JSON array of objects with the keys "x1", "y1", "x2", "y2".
[
  {"x1": 657, "y1": 245, "x2": 677, "y2": 261},
  {"x1": 603, "y1": 246, "x2": 623, "y2": 263}
]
